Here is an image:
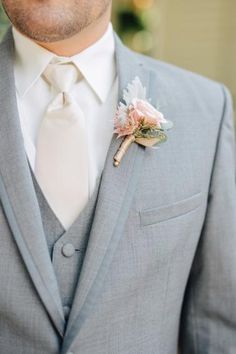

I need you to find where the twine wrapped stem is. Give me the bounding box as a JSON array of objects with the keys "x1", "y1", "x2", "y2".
[{"x1": 113, "y1": 135, "x2": 136, "y2": 167}]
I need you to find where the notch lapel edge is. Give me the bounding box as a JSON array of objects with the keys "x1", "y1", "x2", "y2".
[{"x1": 0, "y1": 28, "x2": 65, "y2": 336}]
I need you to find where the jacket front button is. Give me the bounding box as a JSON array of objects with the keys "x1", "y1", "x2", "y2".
[{"x1": 61, "y1": 243, "x2": 75, "y2": 258}]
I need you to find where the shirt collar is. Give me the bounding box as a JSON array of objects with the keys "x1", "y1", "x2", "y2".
[{"x1": 13, "y1": 22, "x2": 116, "y2": 103}]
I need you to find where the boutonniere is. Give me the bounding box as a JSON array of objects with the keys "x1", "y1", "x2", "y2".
[{"x1": 113, "y1": 77, "x2": 173, "y2": 167}]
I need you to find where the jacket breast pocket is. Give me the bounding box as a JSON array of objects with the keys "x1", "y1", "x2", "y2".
[{"x1": 139, "y1": 192, "x2": 202, "y2": 227}]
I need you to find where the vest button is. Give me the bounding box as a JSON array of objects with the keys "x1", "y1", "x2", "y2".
[{"x1": 62, "y1": 243, "x2": 75, "y2": 257}]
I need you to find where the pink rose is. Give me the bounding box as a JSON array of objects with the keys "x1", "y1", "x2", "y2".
[
  {"x1": 114, "y1": 97, "x2": 167, "y2": 138},
  {"x1": 131, "y1": 98, "x2": 166, "y2": 128}
]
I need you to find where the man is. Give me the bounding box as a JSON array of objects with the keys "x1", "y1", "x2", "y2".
[{"x1": 0, "y1": 0, "x2": 236, "y2": 353}]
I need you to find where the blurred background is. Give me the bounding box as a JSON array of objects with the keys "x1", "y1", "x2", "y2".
[{"x1": 0, "y1": 0, "x2": 235, "y2": 106}]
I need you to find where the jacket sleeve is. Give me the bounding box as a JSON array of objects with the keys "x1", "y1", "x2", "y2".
[{"x1": 179, "y1": 85, "x2": 236, "y2": 354}]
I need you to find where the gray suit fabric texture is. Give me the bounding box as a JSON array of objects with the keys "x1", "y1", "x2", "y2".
[{"x1": 0, "y1": 27, "x2": 236, "y2": 354}]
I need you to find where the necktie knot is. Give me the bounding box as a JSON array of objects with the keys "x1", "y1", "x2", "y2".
[{"x1": 43, "y1": 62, "x2": 79, "y2": 93}]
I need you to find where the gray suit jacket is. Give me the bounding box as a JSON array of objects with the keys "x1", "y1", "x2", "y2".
[{"x1": 0, "y1": 28, "x2": 236, "y2": 354}]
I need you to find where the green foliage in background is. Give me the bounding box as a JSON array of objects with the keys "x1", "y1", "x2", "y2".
[{"x1": 112, "y1": 1, "x2": 156, "y2": 55}]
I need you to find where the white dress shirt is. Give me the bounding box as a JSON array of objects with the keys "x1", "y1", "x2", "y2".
[{"x1": 13, "y1": 23, "x2": 118, "y2": 226}]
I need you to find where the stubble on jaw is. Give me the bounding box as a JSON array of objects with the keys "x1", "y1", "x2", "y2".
[{"x1": 1, "y1": 0, "x2": 112, "y2": 42}]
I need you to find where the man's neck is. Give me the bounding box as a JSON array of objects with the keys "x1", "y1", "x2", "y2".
[{"x1": 35, "y1": 7, "x2": 111, "y2": 57}]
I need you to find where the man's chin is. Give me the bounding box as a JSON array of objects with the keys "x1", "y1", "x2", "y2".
[{"x1": 13, "y1": 23, "x2": 80, "y2": 43}]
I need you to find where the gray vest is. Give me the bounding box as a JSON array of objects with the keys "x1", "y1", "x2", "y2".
[{"x1": 29, "y1": 164, "x2": 101, "y2": 321}]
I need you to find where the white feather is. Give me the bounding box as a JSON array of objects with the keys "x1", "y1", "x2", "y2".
[{"x1": 123, "y1": 77, "x2": 147, "y2": 105}]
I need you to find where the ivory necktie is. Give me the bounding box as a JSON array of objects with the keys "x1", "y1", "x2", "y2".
[{"x1": 35, "y1": 62, "x2": 89, "y2": 229}]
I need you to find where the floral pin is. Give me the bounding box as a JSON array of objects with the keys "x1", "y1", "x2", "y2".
[{"x1": 113, "y1": 77, "x2": 173, "y2": 167}]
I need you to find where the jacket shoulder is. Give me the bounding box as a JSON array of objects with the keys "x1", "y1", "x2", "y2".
[
  {"x1": 133, "y1": 52, "x2": 223, "y2": 93},
  {"x1": 130, "y1": 50, "x2": 231, "y2": 126}
]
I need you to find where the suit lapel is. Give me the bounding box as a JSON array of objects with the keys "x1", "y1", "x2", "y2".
[
  {"x1": 0, "y1": 30, "x2": 65, "y2": 337},
  {"x1": 62, "y1": 35, "x2": 152, "y2": 353}
]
